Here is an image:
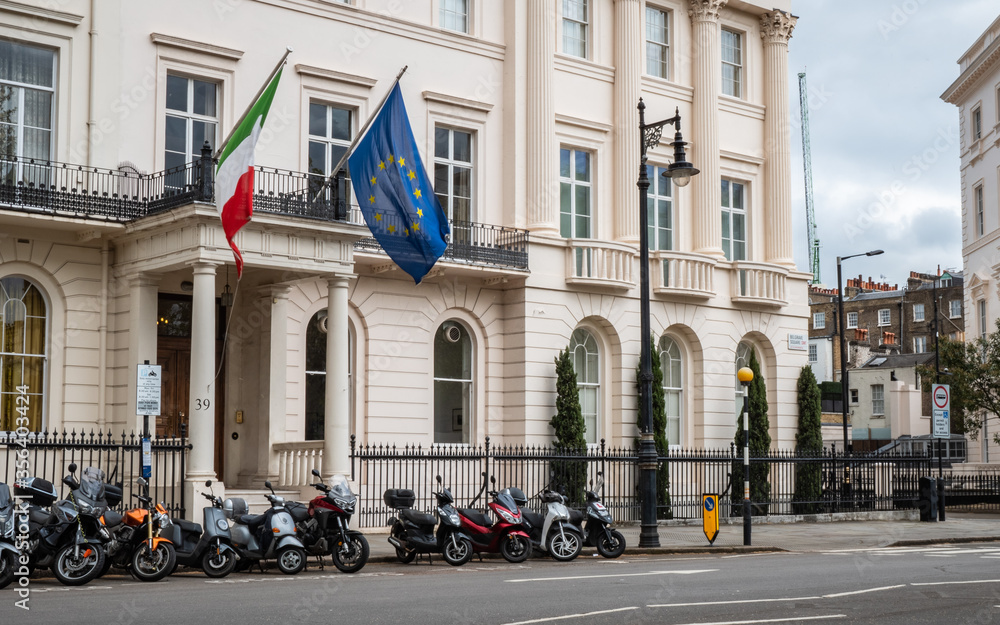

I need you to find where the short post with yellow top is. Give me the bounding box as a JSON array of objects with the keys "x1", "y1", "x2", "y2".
[{"x1": 738, "y1": 366, "x2": 754, "y2": 546}]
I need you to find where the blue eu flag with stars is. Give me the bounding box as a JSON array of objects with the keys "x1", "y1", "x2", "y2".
[{"x1": 348, "y1": 84, "x2": 450, "y2": 284}]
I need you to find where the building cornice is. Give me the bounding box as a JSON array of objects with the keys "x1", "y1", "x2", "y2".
[
  {"x1": 422, "y1": 91, "x2": 494, "y2": 114},
  {"x1": 941, "y1": 35, "x2": 1000, "y2": 104},
  {"x1": 0, "y1": 0, "x2": 83, "y2": 26},
  {"x1": 295, "y1": 64, "x2": 376, "y2": 89},
  {"x1": 149, "y1": 33, "x2": 244, "y2": 61}
]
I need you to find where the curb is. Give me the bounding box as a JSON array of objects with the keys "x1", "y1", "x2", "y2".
[
  {"x1": 365, "y1": 545, "x2": 784, "y2": 564},
  {"x1": 887, "y1": 535, "x2": 1000, "y2": 548}
]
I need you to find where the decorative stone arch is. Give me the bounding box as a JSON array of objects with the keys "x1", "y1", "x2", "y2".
[
  {"x1": 0, "y1": 262, "x2": 66, "y2": 433},
  {"x1": 570, "y1": 315, "x2": 624, "y2": 446},
  {"x1": 429, "y1": 307, "x2": 489, "y2": 445},
  {"x1": 660, "y1": 323, "x2": 705, "y2": 449},
  {"x1": 736, "y1": 330, "x2": 778, "y2": 447}
]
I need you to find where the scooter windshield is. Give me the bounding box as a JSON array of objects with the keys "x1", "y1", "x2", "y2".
[
  {"x1": 79, "y1": 467, "x2": 107, "y2": 501},
  {"x1": 329, "y1": 474, "x2": 353, "y2": 499},
  {"x1": 496, "y1": 488, "x2": 519, "y2": 513},
  {"x1": 0, "y1": 483, "x2": 10, "y2": 509}
]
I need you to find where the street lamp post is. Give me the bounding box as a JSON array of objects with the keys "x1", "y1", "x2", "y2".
[
  {"x1": 738, "y1": 366, "x2": 754, "y2": 546},
  {"x1": 836, "y1": 249, "x2": 884, "y2": 504},
  {"x1": 636, "y1": 99, "x2": 699, "y2": 548}
]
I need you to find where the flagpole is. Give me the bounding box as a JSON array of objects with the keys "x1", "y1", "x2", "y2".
[
  {"x1": 213, "y1": 46, "x2": 294, "y2": 160},
  {"x1": 311, "y1": 65, "x2": 409, "y2": 201}
]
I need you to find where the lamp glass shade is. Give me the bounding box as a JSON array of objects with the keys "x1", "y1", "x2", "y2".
[{"x1": 737, "y1": 366, "x2": 754, "y2": 383}]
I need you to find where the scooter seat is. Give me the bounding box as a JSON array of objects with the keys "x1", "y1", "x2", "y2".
[
  {"x1": 29, "y1": 508, "x2": 56, "y2": 527},
  {"x1": 175, "y1": 518, "x2": 202, "y2": 535},
  {"x1": 568, "y1": 509, "x2": 586, "y2": 525},
  {"x1": 399, "y1": 509, "x2": 436, "y2": 526},
  {"x1": 522, "y1": 509, "x2": 544, "y2": 529},
  {"x1": 104, "y1": 510, "x2": 124, "y2": 528},
  {"x1": 238, "y1": 514, "x2": 265, "y2": 531},
  {"x1": 459, "y1": 508, "x2": 492, "y2": 529}
]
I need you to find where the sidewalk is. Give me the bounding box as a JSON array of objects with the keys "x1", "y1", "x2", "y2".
[{"x1": 363, "y1": 512, "x2": 1000, "y2": 563}]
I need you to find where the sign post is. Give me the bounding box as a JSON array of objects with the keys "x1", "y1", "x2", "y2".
[
  {"x1": 702, "y1": 493, "x2": 720, "y2": 545},
  {"x1": 137, "y1": 362, "x2": 162, "y2": 480},
  {"x1": 931, "y1": 383, "x2": 950, "y2": 522}
]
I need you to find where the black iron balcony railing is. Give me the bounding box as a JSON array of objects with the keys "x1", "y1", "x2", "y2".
[{"x1": 1, "y1": 146, "x2": 529, "y2": 271}]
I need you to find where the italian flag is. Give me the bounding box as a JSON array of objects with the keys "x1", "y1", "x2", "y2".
[{"x1": 215, "y1": 68, "x2": 283, "y2": 277}]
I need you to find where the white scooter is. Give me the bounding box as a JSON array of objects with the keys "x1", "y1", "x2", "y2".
[
  {"x1": 223, "y1": 481, "x2": 307, "y2": 574},
  {"x1": 515, "y1": 487, "x2": 584, "y2": 562}
]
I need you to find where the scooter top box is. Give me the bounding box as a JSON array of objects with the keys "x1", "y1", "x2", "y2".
[
  {"x1": 14, "y1": 476, "x2": 58, "y2": 506},
  {"x1": 383, "y1": 488, "x2": 416, "y2": 509}
]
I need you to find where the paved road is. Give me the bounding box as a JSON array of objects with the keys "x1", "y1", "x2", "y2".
[{"x1": 4, "y1": 544, "x2": 1000, "y2": 624}]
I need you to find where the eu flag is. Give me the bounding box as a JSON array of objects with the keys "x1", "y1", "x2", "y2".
[{"x1": 348, "y1": 84, "x2": 450, "y2": 284}]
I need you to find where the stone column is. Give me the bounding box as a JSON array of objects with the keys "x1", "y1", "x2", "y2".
[
  {"x1": 258, "y1": 285, "x2": 291, "y2": 484},
  {"x1": 526, "y1": 0, "x2": 558, "y2": 234},
  {"x1": 186, "y1": 261, "x2": 220, "y2": 486},
  {"x1": 323, "y1": 276, "x2": 351, "y2": 479},
  {"x1": 127, "y1": 274, "x2": 159, "y2": 434},
  {"x1": 689, "y1": 0, "x2": 726, "y2": 258},
  {"x1": 760, "y1": 10, "x2": 797, "y2": 267},
  {"x1": 614, "y1": 0, "x2": 642, "y2": 242}
]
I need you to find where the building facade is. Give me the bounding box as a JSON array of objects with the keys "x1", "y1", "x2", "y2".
[
  {"x1": 0, "y1": 0, "x2": 808, "y2": 500},
  {"x1": 942, "y1": 14, "x2": 1000, "y2": 463}
]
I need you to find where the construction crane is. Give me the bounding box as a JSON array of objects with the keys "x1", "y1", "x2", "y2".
[{"x1": 798, "y1": 71, "x2": 820, "y2": 283}]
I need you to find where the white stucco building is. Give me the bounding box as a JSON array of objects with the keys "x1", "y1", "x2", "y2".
[
  {"x1": 0, "y1": 0, "x2": 808, "y2": 498},
  {"x1": 942, "y1": 13, "x2": 1000, "y2": 464}
]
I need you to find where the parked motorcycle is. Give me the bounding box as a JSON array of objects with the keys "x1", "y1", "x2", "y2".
[
  {"x1": 157, "y1": 480, "x2": 236, "y2": 578},
  {"x1": 457, "y1": 474, "x2": 531, "y2": 563},
  {"x1": 289, "y1": 470, "x2": 368, "y2": 574},
  {"x1": 517, "y1": 486, "x2": 583, "y2": 562},
  {"x1": 17, "y1": 466, "x2": 109, "y2": 586},
  {"x1": 569, "y1": 472, "x2": 626, "y2": 558},
  {"x1": 385, "y1": 475, "x2": 474, "y2": 566},
  {"x1": 224, "y1": 481, "x2": 307, "y2": 574},
  {"x1": 0, "y1": 482, "x2": 18, "y2": 589},
  {"x1": 100, "y1": 477, "x2": 176, "y2": 582}
]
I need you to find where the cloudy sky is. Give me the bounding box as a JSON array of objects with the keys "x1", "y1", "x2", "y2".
[{"x1": 786, "y1": 0, "x2": 998, "y2": 289}]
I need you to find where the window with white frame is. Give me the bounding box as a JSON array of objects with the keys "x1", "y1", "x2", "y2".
[
  {"x1": 808, "y1": 343, "x2": 817, "y2": 363},
  {"x1": 646, "y1": 164, "x2": 673, "y2": 251},
  {"x1": 950, "y1": 299, "x2": 961, "y2": 318},
  {"x1": 847, "y1": 312, "x2": 858, "y2": 329},
  {"x1": 871, "y1": 384, "x2": 884, "y2": 416},
  {"x1": 434, "y1": 321, "x2": 474, "y2": 444},
  {"x1": 813, "y1": 312, "x2": 826, "y2": 330},
  {"x1": 980, "y1": 299, "x2": 987, "y2": 337},
  {"x1": 434, "y1": 127, "x2": 474, "y2": 244},
  {"x1": 850, "y1": 388, "x2": 859, "y2": 404},
  {"x1": 976, "y1": 184, "x2": 985, "y2": 236},
  {"x1": 308, "y1": 102, "x2": 353, "y2": 202},
  {"x1": 440, "y1": 0, "x2": 469, "y2": 34},
  {"x1": 973, "y1": 106, "x2": 982, "y2": 140},
  {"x1": 165, "y1": 74, "x2": 218, "y2": 188},
  {"x1": 645, "y1": 6, "x2": 669, "y2": 79},
  {"x1": 562, "y1": 0, "x2": 589, "y2": 58},
  {"x1": 304, "y1": 311, "x2": 355, "y2": 441},
  {"x1": 913, "y1": 303, "x2": 924, "y2": 322},
  {"x1": 913, "y1": 336, "x2": 927, "y2": 353},
  {"x1": 940, "y1": 276, "x2": 952, "y2": 287},
  {"x1": 721, "y1": 179, "x2": 746, "y2": 261},
  {"x1": 721, "y1": 28, "x2": 743, "y2": 98},
  {"x1": 0, "y1": 276, "x2": 47, "y2": 432},
  {"x1": 571, "y1": 328, "x2": 600, "y2": 444},
  {"x1": 560, "y1": 147, "x2": 592, "y2": 238},
  {"x1": 0, "y1": 40, "x2": 55, "y2": 174},
  {"x1": 659, "y1": 335, "x2": 682, "y2": 448},
  {"x1": 878, "y1": 309, "x2": 891, "y2": 326}
]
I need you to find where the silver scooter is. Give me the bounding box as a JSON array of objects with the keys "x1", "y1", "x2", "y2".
[
  {"x1": 224, "y1": 481, "x2": 307, "y2": 574},
  {"x1": 516, "y1": 487, "x2": 584, "y2": 562}
]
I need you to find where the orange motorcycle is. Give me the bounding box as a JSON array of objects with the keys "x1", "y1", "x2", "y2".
[{"x1": 99, "y1": 478, "x2": 176, "y2": 582}]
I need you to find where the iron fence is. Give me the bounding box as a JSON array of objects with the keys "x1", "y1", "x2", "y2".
[
  {"x1": 349, "y1": 437, "x2": 933, "y2": 528},
  {"x1": 0, "y1": 429, "x2": 191, "y2": 517},
  {"x1": 940, "y1": 470, "x2": 1000, "y2": 512}
]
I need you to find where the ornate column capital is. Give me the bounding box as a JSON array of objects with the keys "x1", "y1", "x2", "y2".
[
  {"x1": 760, "y1": 10, "x2": 797, "y2": 45},
  {"x1": 688, "y1": 0, "x2": 727, "y2": 22}
]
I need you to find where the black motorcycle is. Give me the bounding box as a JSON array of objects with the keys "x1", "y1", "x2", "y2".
[
  {"x1": 569, "y1": 472, "x2": 626, "y2": 558},
  {"x1": 161, "y1": 480, "x2": 237, "y2": 577},
  {"x1": 0, "y1": 482, "x2": 18, "y2": 589},
  {"x1": 386, "y1": 476, "x2": 474, "y2": 566}
]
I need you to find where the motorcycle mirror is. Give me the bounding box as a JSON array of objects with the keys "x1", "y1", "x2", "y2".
[
  {"x1": 205, "y1": 480, "x2": 212, "y2": 487},
  {"x1": 490, "y1": 475, "x2": 496, "y2": 486},
  {"x1": 436, "y1": 475, "x2": 442, "y2": 485},
  {"x1": 311, "y1": 469, "x2": 321, "y2": 478},
  {"x1": 68, "y1": 463, "x2": 77, "y2": 473},
  {"x1": 264, "y1": 480, "x2": 275, "y2": 494},
  {"x1": 137, "y1": 477, "x2": 147, "y2": 487}
]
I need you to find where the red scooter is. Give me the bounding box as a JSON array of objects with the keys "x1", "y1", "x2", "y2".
[{"x1": 456, "y1": 473, "x2": 531, "y2": 563}]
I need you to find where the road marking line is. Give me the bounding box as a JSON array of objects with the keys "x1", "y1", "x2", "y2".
[
  {"x1": 500, "y1": 606, "x2": 639, "y2": 625},
  {"x1": 505, "y1": 569, "x2": 716, "y2": 583},
  {"x1": 822, "y1": 585, "x2": 905, "y2": 598},
  {"x1": 912, "y1": 579, "x2": 1000, "y2": 587},
  {"x1": 649, "y1": 596, "x2": 820, "y2": 608},
  {"x1": 669, "y1": 615, "x2": 845, "y2": 625}
]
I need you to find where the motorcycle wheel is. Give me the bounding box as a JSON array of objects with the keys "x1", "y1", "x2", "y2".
[
  {"x1": 52, "y1": 543, "x2": 105, "y2": 586},
  {"x1": 0, "y1": 550, "x2": 15, "y2": 589},
  {"x1": 331, "y1": 534, "x2": 369, "y2": 574},
  {"x1": 441, "y1": 535, "x2": 473, "y2": 567},
  {"x1": 130, "y1": 541, "x2": 176, "y2": 582},
  {"x1": 547, "y1": 528, "x2": 583, "y2": 562},
  {"x1": 276, "y1": 546, "x2": 306, "y2": 575},
  {"x1": 201, "y1": 548, "x2": 237, "y2": 578},
  {"x1": 500, "y1": 533, "x2": 530, "y2": 564},
  {"x1": 97, "y1": 554, "x2": 113, "y2": 578},
  {"x1": 596, "y1": 529, "x2": 626, "y2": 559},
  {"x1": 395, "y1": 547, "x2": 416, "y2": 564}
]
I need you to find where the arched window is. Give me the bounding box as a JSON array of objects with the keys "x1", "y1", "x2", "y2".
[
  {"x1": 434, "y1": 321, "x2": 473, "y2": 444},
  {"x1": 1, "y1": 276, "x2": 46, "y2": 432},
  {"x1": 304, "y1": 310, "x2": 353, "y2": 441},
  {"x1": 570, "y1": 328, "x2": 600, "y2": 444},
  {"x1": 735, "y1": 340, "x2": 754, "y2": 419},
  {"x1": 659, "y1": 335, "x2": 682, "y2": 448}
]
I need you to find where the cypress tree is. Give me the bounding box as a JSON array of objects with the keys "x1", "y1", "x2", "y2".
[
  {"x1": 550, "y1": 346, "x2": 587, "y2": 502},
  {"x1": 793, "y1": 364, "x2": 823, "y2": 514},
  {"x1": 732, "y1": 349, "x2": 771, "y2": 515},
  {"x1": 634, "y1": 336, "x2": 672, "y2": 519}
]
